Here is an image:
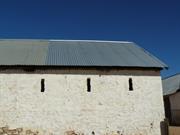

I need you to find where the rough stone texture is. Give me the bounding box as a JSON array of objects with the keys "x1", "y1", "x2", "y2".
[
  {"x1": 0, "y1": 72, "x2": 164, "y2": 135},
  {"x1": 0, "y1": 126, "x2": 52, "y2": 135}
]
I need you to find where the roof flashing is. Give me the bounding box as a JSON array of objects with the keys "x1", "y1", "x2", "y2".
[{"x1": 49, "y1": 39, "x2": 132, "y2": 44}]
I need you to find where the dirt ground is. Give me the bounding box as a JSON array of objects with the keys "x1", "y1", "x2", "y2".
[{"x1": 169, "y1": 126, "x2": 180, "y2": 135}]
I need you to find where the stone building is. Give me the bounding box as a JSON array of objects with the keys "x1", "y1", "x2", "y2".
[
  {"x1": 163, "y1": 73, "x2": 180, "y2": 126},
  {"x1": 0, "y1": 39, "x2": 167, "y2": 135}
]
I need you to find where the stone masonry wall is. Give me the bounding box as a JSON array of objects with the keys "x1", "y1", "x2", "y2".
[{"x1": 0, "y1": 73, "x2": 164, "y2": 135}]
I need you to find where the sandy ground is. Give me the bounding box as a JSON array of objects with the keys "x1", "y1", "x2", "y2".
[{"x1": 169, "y1": 126, "x2": 180, "y2": 135}]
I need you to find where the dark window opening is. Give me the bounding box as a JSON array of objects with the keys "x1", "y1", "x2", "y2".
[
  {"x1": 41, "y1": 79, "x2": 45, "y2": 92},
  {"x1": 87, "y1": 78, "x2": 91, "y2": 92},
  {"x1": 129, "y1": 78, "x2": 133, "y2": 91}
]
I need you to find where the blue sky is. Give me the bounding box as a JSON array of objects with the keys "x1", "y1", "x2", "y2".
[{"x1": 0, "y1": 0, "x2": 179, "y2": 77}]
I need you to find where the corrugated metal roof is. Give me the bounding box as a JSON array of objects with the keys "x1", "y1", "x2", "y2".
[
  {"x1": 46, "y1": 40, "x2": 167, "y2": 68},
  {"x1": 0, "y1": 39, "x2": 167, "y2": 68},
  {"x1": 163, "y1": 73, "x2": 180, "y2": 96},
  {"x1": 0, "y1": 40, "x2": 49, "y2": 65}
]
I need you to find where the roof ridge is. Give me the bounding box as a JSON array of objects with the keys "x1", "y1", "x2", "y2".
[
  {"x1": 49, "y1": 39, "x2": 132, "y2": 43},
  {"x1": 163, "y1": 73, "x2": 180, "y2": 80},
  {"x1": 0, "y1": 39, "x2": 132, "y2": 43},
  {"x1": 0, "y1": 39, "x2": 47, "y2": 42}
]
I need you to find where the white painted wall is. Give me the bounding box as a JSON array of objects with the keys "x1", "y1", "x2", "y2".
[{"x1": 0, "y1": 73, "x2": 164, "y2": 135}]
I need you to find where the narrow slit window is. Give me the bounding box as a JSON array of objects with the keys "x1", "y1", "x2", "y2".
[
  {"x1": 129, "y1": 78, "x2": 133, "y2": 91},
  {"x1": 87, "y1": 78, "x2": 91, "y2": 92},
  {"x1": 41, "y1": 79, "x2": 45, "y2": 92}
]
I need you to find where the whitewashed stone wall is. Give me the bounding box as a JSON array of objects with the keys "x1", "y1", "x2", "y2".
[{"x1": 0, "y1": 73, "x2": 164, "y2": 135}]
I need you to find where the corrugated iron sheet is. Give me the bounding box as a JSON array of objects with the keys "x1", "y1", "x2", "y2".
[
  {"x1": 0, "y1": 40, "x2": 49, "y2": 65},
  {"x1": 46, "y1": 40, "x2": 167, "y2": 68},
  {"x1": 163, "y1": 74, "x2": 180, "y2": 96},
  {"x1": 0, "y1": 39, "x2": 167, "y2": 68}
]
